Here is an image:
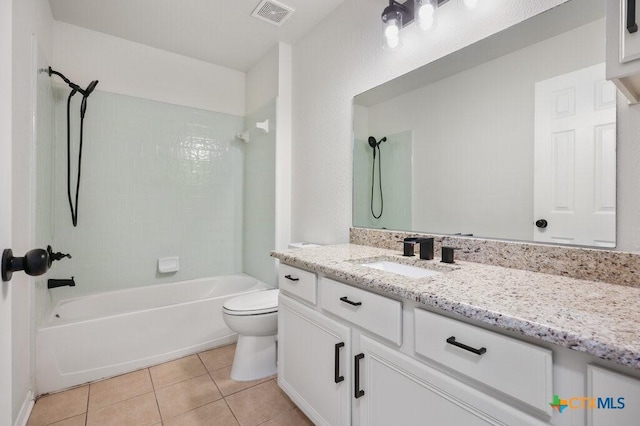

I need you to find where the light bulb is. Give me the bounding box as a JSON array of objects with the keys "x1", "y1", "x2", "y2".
[
  {"x1": 386, "y1": 35, "x2": 400, "y2": 49},
  {"x1": 382, "y1": 10, "x2": 403, "y2": 50},
  {"x1": 416, "y1": 0, "x2": 437, "y2": 31},
  {"x1": 384, "y1": 19, "x2": 400, "y2": 39}
]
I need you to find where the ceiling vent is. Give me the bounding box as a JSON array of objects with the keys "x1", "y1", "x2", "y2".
[{"x1": 251, "y1": 0, "x2": 295, "y2": 27}]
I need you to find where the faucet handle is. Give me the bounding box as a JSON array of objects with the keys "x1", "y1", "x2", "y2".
[
  {"x1": 401, "y1": 238, "x2": 418, "y2": 256},
  {"x1": 47, "y1": 245, "x2": 72, "y2": 262},
  {"x1": 441, "y1": 246, "x2": 458, "y2": 264}
]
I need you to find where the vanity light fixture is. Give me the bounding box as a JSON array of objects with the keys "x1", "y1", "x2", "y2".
[
  {"x1": 381, "y1": 0, "x2": 451, "y2": 49},
  {"x1": 381, "y1": 0, "x2": 414, "y2": 49}
]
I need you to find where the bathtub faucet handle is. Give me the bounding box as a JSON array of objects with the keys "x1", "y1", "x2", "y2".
[{"x1": 47, "y1": 245, "x2": 72, "y2": 262}]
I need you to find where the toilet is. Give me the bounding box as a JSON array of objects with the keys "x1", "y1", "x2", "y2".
[{"x1": 222, "y1": 288, "x2": 279, "y2": 381}]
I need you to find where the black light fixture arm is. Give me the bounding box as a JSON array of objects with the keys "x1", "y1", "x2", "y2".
[{"x1": 1, "y1": 246, "x2": 71, "y2": 282}]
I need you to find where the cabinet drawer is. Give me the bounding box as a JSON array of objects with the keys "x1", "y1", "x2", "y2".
[
  {"x1": 415, "y1": 309, "x2": 552, "y2": 415},
  {"x1": 278, "y1": 264, "x2": 317, "y2": 305},
  {"x1": 320, "y1": 278, "x2": 402, "y2": 345}
]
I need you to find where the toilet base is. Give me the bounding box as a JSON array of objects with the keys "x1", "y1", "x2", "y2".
[{"x1": 230, "y1": 335, "x2": 277, "y2": 382}]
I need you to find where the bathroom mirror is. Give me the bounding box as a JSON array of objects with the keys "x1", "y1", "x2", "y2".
[{"x1": 353, "y1": 0, "x2": 617, "y2": 248}]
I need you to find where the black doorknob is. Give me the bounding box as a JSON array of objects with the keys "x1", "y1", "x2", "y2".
[{"x1": 535, "y1": 219, "x2": 548, "y2": 229}]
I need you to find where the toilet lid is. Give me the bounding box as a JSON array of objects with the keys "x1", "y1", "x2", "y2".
[{"x1": 223, "y1": 289, "x2": 279, "y2": 316}]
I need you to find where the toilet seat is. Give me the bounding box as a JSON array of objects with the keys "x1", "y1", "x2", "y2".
[{"x1": 223, "y1": 289, "x2": 279, "y2": 316}]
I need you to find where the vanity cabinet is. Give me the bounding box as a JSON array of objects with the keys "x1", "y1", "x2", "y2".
[
  {"x1": 278, "y1": 294, "x2": 351, "y2": 425},
  {"x1": 277, "y1": 264, "x2": 549, "y2": 425},
  {"x1": 357, "y1": 335, "x2": 547, "y2": 426},
  {"x1": 587, "y1": 365, "x2": 640, "y2": 425},
  {"x1": 607, "y1": 0, "x2": 640, "y2": 103}
]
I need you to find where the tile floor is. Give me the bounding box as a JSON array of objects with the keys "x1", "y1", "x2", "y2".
[{"x1": 27, "y1": 344, "x2": 313, "y2": 426}]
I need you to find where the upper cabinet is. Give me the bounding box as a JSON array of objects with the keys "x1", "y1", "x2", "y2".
[{"x1": 607, "y1": 0, "x2": 640, "y2": 103}]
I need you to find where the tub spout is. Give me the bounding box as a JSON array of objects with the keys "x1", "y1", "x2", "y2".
[{"x1": 48, "y1": 277, "x2": 76, "y2": 289}]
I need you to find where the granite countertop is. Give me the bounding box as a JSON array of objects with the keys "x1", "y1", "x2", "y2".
[{"x1": 271, "y1": 243, "x2": 640, "y2": 370}]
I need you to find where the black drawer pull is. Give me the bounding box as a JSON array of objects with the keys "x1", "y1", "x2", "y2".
[
  {"x1": 284, "y1": 274, "x2": 299, "y2": 282},
  {"x1": 334, "y1": 342, "x2": 344, "y2": 383},
  {"x1": 354, "y1": 353, "x2": 365, "y2": 398},
  {"x1": 340, "y1": 296, "x2": 362, "y2": 306},
  {"x1": 446, "y1": 336, "x2": 487, "y2": 355},
  {"x1": 628, "y1": 0, "x2": 638, "y2": 33}
]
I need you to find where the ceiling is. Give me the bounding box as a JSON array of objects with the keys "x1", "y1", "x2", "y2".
[{"x1": 48, "y1": 0, "x2": 345, "y2": 72}]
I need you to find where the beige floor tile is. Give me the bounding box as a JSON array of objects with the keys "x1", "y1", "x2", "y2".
[
  {"x1": 49, "y1": 413, "x2": 86, "y2": 426},
  {"x1": 86, "y1": 391, "x2": 160, "y2": 426},
  {"x1": 89, "y1": 369, "x2": 153, "y2": 410},
  {"x1": 210, "y1": 366, "x2": 274, "y2": 397},
  {"x1": 225, "y1": 380, "x2": 295, "y2": 426},
  {"x1": 260, "y1": 408, "x2": 313, "y2": 426},
  {"x1": 149, "y1": 354, "x2": 207, "y2": 389},
  {"x1": 27, "y1": 386, "x2": 89, "y2": 426},
  {"x1": 163, "y1": 399, "x2": 240, "y2": 426},
  {"x1": 198, "y1": 344, "x2": 236, "y2": 372},
  {"x1": 155, "y1": 373, "x2": 223, "y2": 420}
]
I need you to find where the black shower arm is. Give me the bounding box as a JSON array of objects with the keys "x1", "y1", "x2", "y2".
[{"x1": 48, "y1": 67, "x2": 85, "y2": 95}]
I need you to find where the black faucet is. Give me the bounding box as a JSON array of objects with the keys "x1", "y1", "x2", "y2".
[
  {"x1": 416, "y1": 238, "x2": 434, "y2": 260},
  {"x1": 48, "y1": 277, "x2": 76, "y2": 289}
]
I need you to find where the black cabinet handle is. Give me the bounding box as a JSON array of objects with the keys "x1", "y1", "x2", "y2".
[
  {"x1": 354, "y1": 353, "x2": 365, "y2": 398},
  {"x1": 284, "y1": 274, "x2": 299, "y2": 282},
  {"x1": 535, "y1": 219, "x2": 548, "y2": 229},
  {"x1": 340, "y1": 296, "x2": 362, "y2": 306},
  {"x1": 334, "y1": 342, "x2": 344, "y2": 383},
  {"x1": 628, "y1": 0, "x2": 638, "y2": 33},
  {"x1": 446, "y1": 336, "x2": 487, "y2": 355}
]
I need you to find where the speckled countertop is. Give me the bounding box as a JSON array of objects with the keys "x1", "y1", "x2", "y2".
[{"x1": 271, "y1": 244, "x2": 640, "y2": 370}]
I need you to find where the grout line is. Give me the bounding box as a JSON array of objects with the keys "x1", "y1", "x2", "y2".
[{"x1": 84, "y1": 383, "x2": 90, "y2": 426}]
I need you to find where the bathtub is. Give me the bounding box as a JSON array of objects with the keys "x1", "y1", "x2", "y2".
[{"x1": 36, "y1": 274, "x2": 271, "y2": 394}]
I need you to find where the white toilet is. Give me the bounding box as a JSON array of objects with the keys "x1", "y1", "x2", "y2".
[{"x1": 222, "y1": 288, "x2": 279, "y2": 381}]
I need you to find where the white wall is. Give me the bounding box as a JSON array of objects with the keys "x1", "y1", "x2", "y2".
[
  {"x1": 53, "y1": 21, "x2": 246, "y2": 116},
  {"x1": 275, "y1": 43, "x2": 293, "y2": 251},
  {"x1": 290, "y1": 0, "x2": 640, "y2": 252},
  {"x1": 246, "y1": 47, "x2": 279, "y2": 115},
  {"x1": 10, "y1": 0, "x2": 54, "y2": 423},
  {"x1": 245, "y1": 42, "x2": 293, "y2": 254}
]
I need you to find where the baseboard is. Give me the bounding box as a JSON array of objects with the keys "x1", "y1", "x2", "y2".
[{"x1": 14, "y1": 391, "x2": 34, "y2": 426}]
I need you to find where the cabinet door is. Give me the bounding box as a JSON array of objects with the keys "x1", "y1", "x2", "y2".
[
  {"x1": 357, "y1": 336, "x2": 548, "y2": 426},
  {"x1": 588, "y1": 365, "x2": 640, "y2": 426},
  {"x1": 278, "y1": 294, "x2": 351, "y2": 426}
]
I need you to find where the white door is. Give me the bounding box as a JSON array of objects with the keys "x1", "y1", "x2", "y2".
[
  {"x1": 1, "y1": 0, "x2": 13, "y2": 422},
  {"x1": 278, "y1": 295, "x2": 351, "y2": 426},
  {"x1": 534, "y1": 63, "x2": 616, "y2": 247}
]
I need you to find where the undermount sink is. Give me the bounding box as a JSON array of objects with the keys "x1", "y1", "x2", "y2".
[{"x1": 361, "y1": 261, "x2": 442, "y2": 278}]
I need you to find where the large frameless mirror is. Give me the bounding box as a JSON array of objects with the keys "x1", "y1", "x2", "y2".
[{"x1": 353, "y1": 0, "x2": 616, "y2": 248}]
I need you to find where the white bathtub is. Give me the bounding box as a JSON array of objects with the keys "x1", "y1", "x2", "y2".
[{"x1": 36, "y1": 274, "x2": 271, "y2": 394}]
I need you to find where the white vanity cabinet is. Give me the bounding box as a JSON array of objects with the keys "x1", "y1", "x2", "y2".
[
  {"x1": 607, "y1": 0, "x2": 640, "y2": 102},
  {"x1": 277, "y1": 265, "x2": 551, "y2": 425},
  {"x1": 278, "y1": 294, "x2": 351, "y2": 425},
  {"x1": 357, "y1": 335, "x2": 548, "y2": 426},
  {"x1": 587, "y1": 365, "x2": 640, "y2": 425}
]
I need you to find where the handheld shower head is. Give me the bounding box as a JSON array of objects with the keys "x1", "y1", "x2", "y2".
[
  {"x1": 84, "y1": 80, "x2": 99, "y2": 96},
  {"x1": 80, "y1": 81, "x2": 98, "y2": 119},
  {"x1": 368, "y1": 136, "x2": 377, "y2": 148}
]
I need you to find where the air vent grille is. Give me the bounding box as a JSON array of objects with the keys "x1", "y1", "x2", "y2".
[{"x1": 251, "y1": 0, "x2": 294, "y2": 27}]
